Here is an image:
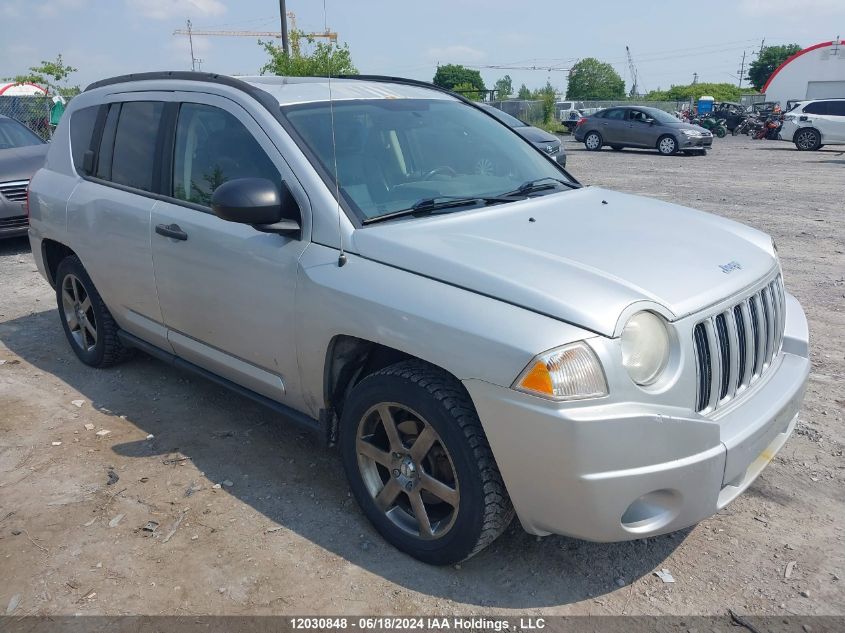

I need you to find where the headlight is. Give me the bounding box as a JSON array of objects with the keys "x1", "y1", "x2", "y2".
[
  {"x1": 682, "y1": 129, "x2": 702, "y2": 137},
  {"x1": 513, "y1": 341, "x2": 607, "y2": 401},
  {"x1": 620, "y1": 312, "x2": 670, "y2": 386}
]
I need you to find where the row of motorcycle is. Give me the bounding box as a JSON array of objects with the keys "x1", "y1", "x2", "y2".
[{"x1": 677, "y1": 109, "x2": 782, "y2": 140}]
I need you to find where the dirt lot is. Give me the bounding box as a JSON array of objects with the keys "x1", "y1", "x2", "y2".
[{"x1": 1, "y1": 134, "x2": 843, "y2": 617}]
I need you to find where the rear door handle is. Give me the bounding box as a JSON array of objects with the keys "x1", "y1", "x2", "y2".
[{"x1": 155, "y1": 223, "x2": 188, "y2": 241}]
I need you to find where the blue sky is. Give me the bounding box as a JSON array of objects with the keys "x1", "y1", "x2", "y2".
[{"x1": 1, "y1": 0, "x2": 843, "y2": 94}]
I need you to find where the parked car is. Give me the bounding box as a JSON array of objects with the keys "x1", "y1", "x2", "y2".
[
  {"x1": 0, "y1": 114, "x2": 48, "y2": 239},
  {"x1": 29, "y1": 72, "x2": 809, "y2": 565},
  {"x1": 575, "y1": 106, "x2": 713, "y2": 155},
  {"x1": 781, "y1": 98, "x2": 845, "y2": 150},
  {"x1": 479, "y1": 104, "x2": 566, "y2": 167}
]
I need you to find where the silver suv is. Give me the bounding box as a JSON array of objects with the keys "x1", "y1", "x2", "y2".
[{"x1": 28, "y1": 72, "x2": 809, "y2": 565}]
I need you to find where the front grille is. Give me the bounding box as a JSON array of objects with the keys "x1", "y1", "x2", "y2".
[
  {"x1": 693, "y1": 274, "x2": 786, "y2": 414},
  {"x1": 0, "y1": 180, "x2": 28, "y2": 202},
  {"x1": 0, "y1": 215, "x2": 28, "y2": 230}
]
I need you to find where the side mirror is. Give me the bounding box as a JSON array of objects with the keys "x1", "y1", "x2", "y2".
[
  {"x1": 211, "y1": 178, "x2": 301, "y2": 236},
  {"x1": 646, "y1": 118, "x2": 655, "y2": 125}
]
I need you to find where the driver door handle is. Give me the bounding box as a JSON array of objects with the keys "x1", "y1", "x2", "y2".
[{"x1": 155, "y1": 223, "x2": 188, "y2": 241}]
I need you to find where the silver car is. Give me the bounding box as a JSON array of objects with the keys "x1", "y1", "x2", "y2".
[
  {"x1": 478, "y1": 104, "x2": 566, "y2": 167},
  {"x1": 28, "y1": 72, "x2": 809, "y2": 565},
  {"x1": 575, "y1": 106, "x2": 713, "y2": 155},
  {"x1": 0, "y1": 114, "x2": 48, "y2": 238}
]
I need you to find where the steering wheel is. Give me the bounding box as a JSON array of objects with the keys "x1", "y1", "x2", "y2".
[{"x1": 423, "y1": 166, "x2": 458, "y2": 180}]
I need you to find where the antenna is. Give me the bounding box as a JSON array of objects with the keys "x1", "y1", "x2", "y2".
[{"x1": 323, "y1": 0, "x2": 346, "y2": 267}]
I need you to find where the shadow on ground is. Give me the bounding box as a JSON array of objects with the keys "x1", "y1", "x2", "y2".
[
  {"x1": 0, "y1": 308, "x2": 685, "y2": 608},
  {"x1": 0, "y1": 235, "x2": 31, "y2": 256}
]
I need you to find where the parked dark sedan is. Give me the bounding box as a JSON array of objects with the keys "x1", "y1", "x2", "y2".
[
  {"x1": 574, "y1": 106, "x2": 712, "y2": 156},
  {"x1": 0, "y1": 115, "x2": 48, "y2": 239},
  {"x1": 479, "y1": 104, "x2": 566, "y2": 167}
]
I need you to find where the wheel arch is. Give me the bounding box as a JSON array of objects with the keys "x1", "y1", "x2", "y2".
[{"x1": 41, "y1": 239, "x2": 77, "y2": 289}]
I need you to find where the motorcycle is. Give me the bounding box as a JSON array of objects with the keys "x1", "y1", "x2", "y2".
[
  {"x1": 732, "y1": 116, "x2": 759, "y2": 136},
  {"x1": 698, "y1": 115, "x2": 728, "y2": 138},
  {"x1": 753, "y1": 115, "x2": 782, "y2": 140}
]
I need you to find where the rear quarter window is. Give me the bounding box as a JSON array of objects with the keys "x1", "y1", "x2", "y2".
[
  {"x1": 69, "y1": 106, "x2": 100, "y2": 174},
  {"x1": 802, "y1": 101, "x2": 829, "y2": 115}
]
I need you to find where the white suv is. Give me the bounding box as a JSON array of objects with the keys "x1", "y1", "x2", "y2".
[{"x1": 782, "y1": 98, "x2": 845, "y2": 150}]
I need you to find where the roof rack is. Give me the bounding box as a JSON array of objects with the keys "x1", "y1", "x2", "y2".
[{"x1": 336, "y1": 74, "x2": 469, "y2": 102}]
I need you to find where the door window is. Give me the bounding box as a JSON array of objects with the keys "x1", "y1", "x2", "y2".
[
  {"x1": 110, "y1": 101, "x2": 164, "y2": 192},
  {"x1": 603, "y1": 109, "x2": 626, "y2": 120},
  {"x1": 172, "y1": 103, "x2": 281, "y2": 207},
  {"x1": 828, "y1": 101, "x2": 845, "y2": 117},
  {"x1": 629, "y1": 110, "x2": 650, "y2": 123},
  {"x1": 802, "y1": 101, "x2": 829, "y2": 115}
]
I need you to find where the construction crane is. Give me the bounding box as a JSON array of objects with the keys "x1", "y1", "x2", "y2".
[
  {"x1": 173, "y1": 12, "x2": 337, "y2": 58},
  {"x1": 626, "y1": 46, "x2": 642, "y2": 98}
]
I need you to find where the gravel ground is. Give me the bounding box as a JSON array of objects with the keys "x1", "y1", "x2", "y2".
[{"x1": 0, "y1": 134, "x2": 843, "y2": 617}]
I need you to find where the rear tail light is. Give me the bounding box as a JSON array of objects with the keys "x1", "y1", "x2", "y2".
[{"x1": 576, "y1": 117, "x2": 587, "y2": 126}]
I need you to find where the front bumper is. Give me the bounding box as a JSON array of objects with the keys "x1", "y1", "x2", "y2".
[
  {"x1": 464, "y1": 293, "x2": 809, "y2": 541},
  {"x1": 0, "y1": 196, "x2": 29, "y2": 239},
  {"x1": 679, "y1": 134, "x2": 713, "y2": 149}
]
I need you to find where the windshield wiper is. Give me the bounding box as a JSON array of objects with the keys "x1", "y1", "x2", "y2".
[
  {"x1": 503, "y1": 177, "x2": 575, "y2": 197},
  {"x1": 362, "y1": 195, "x2": 513, "y2": 225}
]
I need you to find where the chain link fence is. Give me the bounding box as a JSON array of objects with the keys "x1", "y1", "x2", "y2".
[
  {"x1": 0, "y1": 95, "x2": 57, "y2": 140},
  {"x1": 490, "y1": 100, "x2": 547, "y2": 126}
]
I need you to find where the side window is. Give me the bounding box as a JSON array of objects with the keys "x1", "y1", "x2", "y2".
[
  {"x1": 828, "y1": 101, "x2": 845, "y2": 117},
  {"x1": 629, "y1": 110, "x2": 648, "y2": 123},
  {"x1": 802, "y1": 101, "x2": 829, "y2": 115},
  {"x1": 110, "y1": 101, "x2": 164, "y2": 192},
  {"x1": 604, "y1": 109, "x2": 626, "y2": 120},
  {"x1": 172, "y1": 102, "x2": 281, "y2": 207},
  {"x1": 69, "y1": 106, "x2": 99, "y2": 173}
]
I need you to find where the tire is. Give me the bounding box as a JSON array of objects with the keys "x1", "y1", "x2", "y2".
[
  {"x1": 714, "y1": 126, "x2": 727, "y2": 138},
  {"x1": 584, "y1": 131, "x2": 603, "y2": 151},
  {"x1": 610, "y1": 145, "x2": 624, "y2": 151},
  {"x1": 794, "y1": 128, "x2": 821, "y2": 151},
  {"x1": 55, "y1": 255, "x2": 134, "y2": 368},
  {"x1": 657, "y1": 135, "x2": 677, "y2": 155},
  {"x1": 340, "y1": 360, "x2": 514, "y2": 565}
]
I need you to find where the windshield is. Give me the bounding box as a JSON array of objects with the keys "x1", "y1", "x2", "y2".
[
  {"x1": 640, "y1": 108, "x2": 679, "y2": 124},
  {"x1": 481, "y1": 105, "x2": 528, "y2": 128},
  {"x1": 0, "y1": 118, "x2": 45, "y2": 149},
  {"x1": 283, "y1": 98, "x2": 574, "y2": 222}
]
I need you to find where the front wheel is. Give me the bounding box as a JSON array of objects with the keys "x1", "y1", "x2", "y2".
[
  {"x1": 340, "y1": 360, "x2": 514, "y2": 565},
  {"x1": 584, "y1": 131, "x2": 603, "y2": 151},
  {"x1": 657, "y1": 135, "x2": 677, "y2": 155},
  {"x1": 714, "y1": 126, "x2": 727, "y2": 138}
]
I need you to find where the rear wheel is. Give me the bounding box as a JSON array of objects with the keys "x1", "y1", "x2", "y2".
[
  {"x1": 55, "y1": 255, "x2": 134, "y2": 368},
  {"x1": 794, "y1": 128, "x2": 821, "y2": 151},
  {"x1": 340, "y1": 360, "x2": 514, "y2": 565},
  {"x1": 584, "y1": 131, "x2": 603, "y2": 151},
  {"x1": 657, "y1": 135, "x2": 677, "y2": 155}
]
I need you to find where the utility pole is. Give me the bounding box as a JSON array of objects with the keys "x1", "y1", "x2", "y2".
[
  {"x1": 186, "y1": 19, "x2": 197, "y2": 71},
  {"x1": 757, "y1": 38, "x2": 766, "y2": 57},
  {"x1": 692, "y1": 72, "x2": 698, "y2": 85},
  {"x1": 737, "y1": 50, "x2": 746, "y2": 89},
  {"x1": 279, "y1": 0, "x2": 289, "y2": 56}
]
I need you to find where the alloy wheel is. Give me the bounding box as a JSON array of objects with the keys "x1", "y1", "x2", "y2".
[
  {"x1": 355, "y1": 403, "x2": 460, "y2": 540},
  {"x1": 585, "y1": 133, "x2": 600, "y2": 150},
  {"x1": 61, "y1": 274, "x2": 97, "y2": 353},
  {"x1": 659, "y1": 137, "x2": 676, "y2": 155},
  {"x1": 795, "y1": 130, "x2": 817, "y2": 150}
]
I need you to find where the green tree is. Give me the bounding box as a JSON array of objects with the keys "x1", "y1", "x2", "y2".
[
  {"x1": 517, "y1": 83, "x2": 532, "y2": 100},
  {"x1": 432, "y1": 64, "x2": 485, "y2": 92},
  {"x1": 8, "y1": 54, "x2": 80, "y2": 98},
  {"x1": 536, "y1": 81, "x2": 557, "y2": 123},
  {"x1": 566, "y1": 58, "x2": 625, "y2": 100},
  {"x1": 646, "y1": 82, "x2": 744, "y2": 102},
  {"x1": 748, "y1": 44, "x2": 801, "y2": 91},
  {"x1": 452, "y1": 81, "x2": 484, "y2": 101},
  {"x1": 494, "y1": 74, "x2": 513, "y2": 99},
  {"x1": 260, "y1": 32, "x2": 358, "y2": 77}
]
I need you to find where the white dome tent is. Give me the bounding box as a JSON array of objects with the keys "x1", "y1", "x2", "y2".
[{"x1": 763, "y1": 39, "x2": 845, "y2": 105}]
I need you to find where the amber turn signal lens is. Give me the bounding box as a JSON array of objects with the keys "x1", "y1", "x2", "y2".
[
  {"x1": 513, "y1": 341, "x2": 608, "y2": 401},
  {"x1": 519, "y1": 361, "x2": 554, "y2": 396}
]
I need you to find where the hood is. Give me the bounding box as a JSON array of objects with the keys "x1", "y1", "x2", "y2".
[
  {"x1": 352, "y1": 187, "x2": 776, "y2": 336},
  {"x1": 0, "y1": 143, "x2": 48, "y2": 182},
  {"x1": 514, "y1": 126, "x2": 559, "y2": 145}
]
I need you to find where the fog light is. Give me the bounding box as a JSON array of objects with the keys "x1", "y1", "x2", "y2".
[{"x1": 620, "y1": 489, "x2": 681, "y2": 533}]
